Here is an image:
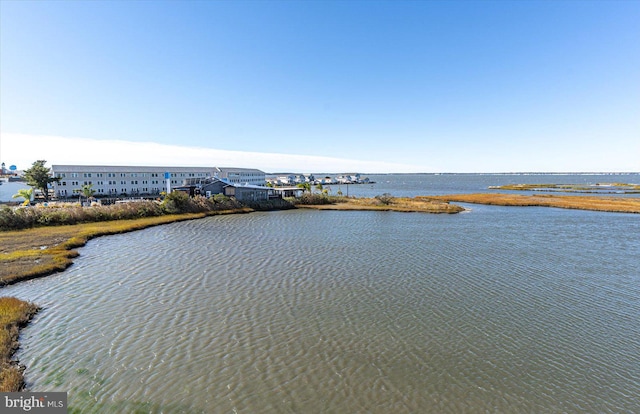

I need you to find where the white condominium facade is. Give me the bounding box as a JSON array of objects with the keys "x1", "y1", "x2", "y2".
[
  {"x1": 51, "y1": 165, "x2": 265, "y2": 198},
  {"x1": 212, "y1": 167, "x2": 266, "y2": 186}
]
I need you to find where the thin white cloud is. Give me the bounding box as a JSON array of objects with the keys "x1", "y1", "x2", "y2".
[{"x1": 1, "y1": 133, "x2": 425, "y2": 173}]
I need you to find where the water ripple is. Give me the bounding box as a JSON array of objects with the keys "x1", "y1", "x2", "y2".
[{"x1": 4, "y1": 209, "x2": 640, "y2": 413}]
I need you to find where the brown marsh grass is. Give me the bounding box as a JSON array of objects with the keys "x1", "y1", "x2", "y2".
[
  {"x1": 0, "y1": 297, "x2": 39, "y2": 391},
  {"x1": 492, "y1": 183, "x2": 640, "y2": 193},
  {"x1": 297, "y1": 196, "x2": 465, "y2": 213},
  {"x1": 424, "y1": 193, "x2": 640, "y2": 214}
]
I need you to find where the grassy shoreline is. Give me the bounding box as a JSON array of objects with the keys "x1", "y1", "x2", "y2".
[
  {"x1": 0, "y1": 297, "x2": 40, "y2": 391},
  {"x1": 490, "y1": 182, "x2": 640, "y2": 193},
  {"x1": 425, "y1": 193, "x2": 640, "y2": 214},
  {"x1": 296, "y1": 196, "x2": 465, "y2": 213}
]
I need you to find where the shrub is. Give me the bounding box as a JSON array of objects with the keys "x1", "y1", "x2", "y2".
[
  {"x1": 130, "y1": 201, "x2": 163, "y2": 218},
  {"x1": 0, "y1": 206, "x2": 17, "y2": 230},
  {"x1": 191, "y1": 195, "x2": 216, "y2": 212},
  {"x1": 242, "y1": 198, "x2": 295, "y2": 211},
  {"x1": 212, "y1": 193, "x2": 231, "y2": 204},
  {"x1": 36, "y1": 208, "x2": 72, "y2": 226},
  {"x1": 162, "y1": 191, "x2": 191, "y2": 214},
  {"x1": 375, "y1": 193, "x2": 395, "y2": 205},
  {"x1": 292, "y1": 193, "x2": 333, "y2": 205}
]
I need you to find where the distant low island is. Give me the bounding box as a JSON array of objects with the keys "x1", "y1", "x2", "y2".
[
  {"x1": 489, "y1": 182, "x2": 640, "y2": 194},
  {"x1": 294, "y1": 194, "x2": 464, "y2": 213},
  {"x1": 426, "y1": 193, "x2": 640, "y2": 214}
]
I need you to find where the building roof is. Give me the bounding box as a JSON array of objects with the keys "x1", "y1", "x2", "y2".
[
  {"x1": 213, "y1": 167, "x2": 265, "y2": 173},
  {"x1": 52, "y1": 165, "x2": 215, "y2": 173},
  {"x1": 203, "y1": 177, "x2": 271, "y2": 191}
]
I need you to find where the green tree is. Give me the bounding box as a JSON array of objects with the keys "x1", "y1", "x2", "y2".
[
  {"x1": 162, "y1": 191, "x2": 191, "y2": 213},
  {"x1": 23, "y1": 160, "x2": 58, "y2": 202},
  {"x1": 12, "y1": 188, "x2": 33, "y2": 206},
  {"x1": 315, "y1": 183, "x2": 324, "y2": 193}
]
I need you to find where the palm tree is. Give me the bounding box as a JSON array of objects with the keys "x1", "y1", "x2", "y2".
[
  {"x1": 12, "y1": 188, "x2": 33, "y2": 206},
  {"x1": 75, "y1": 184, "x2": 96, "y2": 204},
  {"x1": 81, "y1": 184, "x2": 95, "y2": 200},
  {"x1": 296, "y1": 182, "x2": 311, "y2": 193}
]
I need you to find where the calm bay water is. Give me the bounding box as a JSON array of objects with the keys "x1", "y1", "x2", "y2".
[
  {"x1": 327, "y1": 172, "x2": 640, "y2": 198},
  {"x1": 2, "y1": 174, "x2": 639, "y2": 413}
]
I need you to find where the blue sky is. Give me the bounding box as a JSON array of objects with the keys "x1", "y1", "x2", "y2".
[{"x1": 1, "y1": 0, "x2": 638, "y2": 173}]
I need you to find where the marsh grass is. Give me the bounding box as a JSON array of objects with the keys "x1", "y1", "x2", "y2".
[
  {"x1": 296, "y1": 196, "x2": 465, "y2": 213},
  {"x1": 425, "y1": 193, "x2": 640, "y2": 213},
  {"x1": 288, "y1": 193, "x2": 342, "y2": 205},
  {"x1": 493, "y1": 183, "x2": 640, "y2": 193},
  {"x1": 0, "y1": 195, "x2": 252, "y2": 232},
  {"x1": 0, "y1": 297, "x2": 39, "y2": 391}
]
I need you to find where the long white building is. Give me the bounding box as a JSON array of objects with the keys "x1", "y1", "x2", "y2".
[
  {"x1": 211, "y1": 167, "x2": 266, "y2": 186},
  {"x1": 51, "y1": 165, "x2": 265, "y2": 198}
]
